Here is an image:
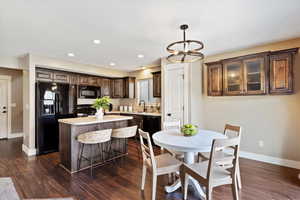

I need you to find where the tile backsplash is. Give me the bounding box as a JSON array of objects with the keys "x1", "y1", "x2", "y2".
[{"x1": 112, "y1": 98, "x2": 161, "y2": 113}]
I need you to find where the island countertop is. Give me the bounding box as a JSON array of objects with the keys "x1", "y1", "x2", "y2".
[{"x1": 58, "y1": 115, "x2": 133, "y2": 126}]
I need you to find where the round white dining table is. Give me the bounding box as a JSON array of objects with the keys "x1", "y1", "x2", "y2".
[{"x1": 152, "y1": 129, "x2": 227, "y2": 197}]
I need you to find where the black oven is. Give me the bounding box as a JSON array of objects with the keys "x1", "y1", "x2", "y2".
[{"x1": 78, "y1": 86, "x2": 101, "y2": 99}]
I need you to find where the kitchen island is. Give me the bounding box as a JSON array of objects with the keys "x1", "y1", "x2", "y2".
[{"x1": 58, "y1": 115, "x2": 133, "y2": 173}]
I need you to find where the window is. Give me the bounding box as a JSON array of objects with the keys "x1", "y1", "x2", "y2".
[{"x1": 138, "y1": 79, "x2": 155, "y2": 103}]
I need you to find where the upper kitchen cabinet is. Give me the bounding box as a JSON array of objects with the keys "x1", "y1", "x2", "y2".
[
  {"x1": 112, "y1": 78, "x2": 124, "y2": 98},
  {"x1": 88, "y1": 77, "x2": 98, "y2": 86},
  {"x1": 36, "y1": 69, "x2": 70, "y2": 84},
  {"x1": 243, "y1": 53, "x2": 268, "y2": 95},
  {"x1": 53, "y1": 72, "x2": 70, "y2": 83},
  {"x1": 207, "y1": 62, "x2": 223, "y2": 96},
  {"x1": 101, "y1": 78, "x2": 111, "y2": 97},
  {"x1": 221, "y1": 53, "x2": 269, "y2": 96},
  {"x1": 269, "y1": 48, "x2": 298, "y2": 94},
  {"x1": 79, "y1": 76, "x2": 89, "y2": 85},
  {"x1": 69, "y1": 74, "x2": 79, "y2": 85},
  {"x1": 123, "y1": 77, "x2": 136, "y2": 98},
  {"x1": 223, "y1": 60, "x2": 244, "y2": 95},
  {"x1": 152, "y1": 71, "x2": 161, "y2": 97},
  {"x1": 36, "y1": 69, "x2": 53, "y2": 82}
]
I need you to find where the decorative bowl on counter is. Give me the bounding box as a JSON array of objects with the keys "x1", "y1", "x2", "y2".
[{"x1": 181, "y1": 124, "x2": 198, "y2": 137}]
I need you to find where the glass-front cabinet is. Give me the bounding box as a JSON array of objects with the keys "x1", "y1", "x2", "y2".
[
  {"x1": 223, "y1": 61, "x2": 244, "y2": 95},
  {"x1": 243, "y1": 56, "x2": 267, "y2": 95},
  {"x1": 222, "y1": 53, "x2": 268, "y2": 95}
]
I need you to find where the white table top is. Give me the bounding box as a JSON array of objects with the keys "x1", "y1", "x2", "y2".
[{"x1": 152, "y1": 129, "x2": 226, "y2": 153}]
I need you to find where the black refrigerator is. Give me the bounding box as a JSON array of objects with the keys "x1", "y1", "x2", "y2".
[{"x1": 36, "y1": 82, "x2": 76, "y2": 155}]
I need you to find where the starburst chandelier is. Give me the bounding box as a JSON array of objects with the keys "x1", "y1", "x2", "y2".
[{"x1": 166, "y1": 24, "x2": 204, "y2": 63}]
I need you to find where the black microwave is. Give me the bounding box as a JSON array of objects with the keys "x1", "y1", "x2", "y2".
[{"x1": 78, "y1": 86, "x2": 101, "y2": 99}]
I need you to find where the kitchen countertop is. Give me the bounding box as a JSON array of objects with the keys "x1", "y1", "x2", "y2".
[
  {"x1": 58, "y1": 115, "x2": 133, "y2": 125},
  {"x1": 107, "y1": 111, "x2": 161, "y2": 117}
]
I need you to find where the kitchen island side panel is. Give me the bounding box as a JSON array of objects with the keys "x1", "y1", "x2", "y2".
[{"x1": 59, "y1": 120, "x2": 129, "y2": 173}]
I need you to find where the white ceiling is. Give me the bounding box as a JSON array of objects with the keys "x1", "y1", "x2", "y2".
[{"x1": 1, "y1": 0, "x2": 300, "y2": 71}]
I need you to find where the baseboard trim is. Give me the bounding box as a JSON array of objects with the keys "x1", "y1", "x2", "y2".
[
  {"x1": 8, "y1": 132, "x2": 23, "y2": 139},
  {"x1": 239, "y1": 151, "x2": 300, "y2": 170},
  {"x1": 22, "y1": 144, "x2": 37, "y2": 156}
]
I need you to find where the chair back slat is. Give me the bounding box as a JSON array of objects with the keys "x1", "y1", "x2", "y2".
[
  {"x1": 163, "y1": 121, "x2": 181, "y2": 130},
  {"x1": 138, "y1": 129, "x2": 156, "y2": 170},
  {"x1": 207, "y1": 135, "x2": 241, "y2": 181},
  {"x1": 223, "y1": 124, "x2": 242, "y2": 151},
  {"x1": 224, "y1": 124, "x2": 241, "y2": 137}
]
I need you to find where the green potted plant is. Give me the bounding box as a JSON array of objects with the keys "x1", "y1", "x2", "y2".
[
  {"x1": 91, "y1": 96, "x2": 111, "y2": 120},
  {"x1": 181, "y1": 124, "x2": 198, "y2": 137}
]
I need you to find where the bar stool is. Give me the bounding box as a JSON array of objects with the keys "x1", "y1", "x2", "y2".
[
  {"x1": 77, "y1": 129, "x2": 112, "y2": 176},
  {"x1": 110, "y1": 125, "x2": 138, "y2": 160}
]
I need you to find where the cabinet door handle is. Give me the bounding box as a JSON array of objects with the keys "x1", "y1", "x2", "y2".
[
  {"x1": 167, "y1": 113, "x2": 171, "y2": 116},
  {"x1": 2, "y1": 111, "x2": 7, "y2": 113}
]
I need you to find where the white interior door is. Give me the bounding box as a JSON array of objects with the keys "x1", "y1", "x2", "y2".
[
  {"x1": 165, "y1": 65, "x2": 185, "y2": 124},
  {"x1": 0, "y1": 79, "x2": 8, "y2": 139}
]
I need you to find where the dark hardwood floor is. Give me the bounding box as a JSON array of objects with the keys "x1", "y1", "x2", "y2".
[{"x1": 1, "y1": 138, "x2": 300, "y2": 200}]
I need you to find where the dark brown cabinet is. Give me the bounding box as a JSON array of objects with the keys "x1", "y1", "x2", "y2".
[
  {"x1": 79, "y1": 76, "x2": 89, "y2": 85},
  {"x1": 123, "y1": 77, "x2": 135, "y2": 98},
  {"x1": 53, "y1": 72, "x2": 70, "y2": 83},
  {"x1": 88, "y1": 77, "x2": 98, "y2": 86},
  {"x1": 207, "y1": 62, "x2": 223, "y2": 96},
  {"x1": 112, "y1": 78, "x2": 124, "y2": 98},
  {"x1": 243, "y1": 56, "x2": 268, "y2": 95},
  {"x1": 208, "y1": 52, "x2": 272, "y2": 96},
  {"x1": 269, "y1": 49, "x2": 297, "y2": 94},
  {"x1": 223, "y1": 60, "x2": 244, "y2": 95},
  {"x1": 223, "y1": 54, "x2": 268, "y2": 96},
  {"x1": 101, "y1": 78, "x2": 111, "y2": 97},
  {"x1": 120, "y1": 113, "x2": 144, "y2": 130},
  {"x1": 36, "y1": 70, "x2": 53, "y2": 82},
  {"x1": 70, "y1": 75, "x2": 79, "y2": 85},
  {"x1": 152, "y1": 71, "x2": 161, "y2": 97}
]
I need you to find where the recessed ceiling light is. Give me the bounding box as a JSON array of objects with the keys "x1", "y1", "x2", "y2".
[
  {"x1": 67, "y1": 53, "x2": 75, "y2": 57},
  {"x1": 110, "y1": 62, "x2": 116, "y2": 66},
  {"x1": 93, "y1": 39, "x2": 101, "y2": 44},
  {"x1": 137, "y1": 54, "x2": 144, "y2": 58}
]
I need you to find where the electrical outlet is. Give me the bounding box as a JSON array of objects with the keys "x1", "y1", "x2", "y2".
[{"x1": 258, "y1": 140, "x2": 264, "y2": 148}]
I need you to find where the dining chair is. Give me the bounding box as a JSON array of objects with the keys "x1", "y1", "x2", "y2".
[
  {"x1": 162, "y1": 121, "x2": 184, "y2": 160},
  {"x1": 139, "y1": 129, "x2": 182, "y2": 200},
  {"x1": 180, "y1": 136, "x2": 241, "y2": 200},
  {"x1": 198, "y1": 124, "x2": 242, "y2": 189}
]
